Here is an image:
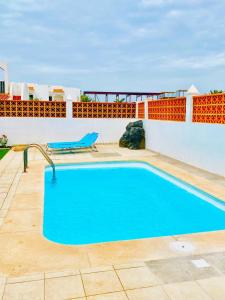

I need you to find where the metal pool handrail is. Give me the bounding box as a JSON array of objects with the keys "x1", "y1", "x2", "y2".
[{"x1": 23, "y1": 144, "x2": 56, "y2": 179}]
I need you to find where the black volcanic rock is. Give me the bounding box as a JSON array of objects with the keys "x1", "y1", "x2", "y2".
[{"x1": 119, "y1": 120, "x2": 145, "y2": 150}]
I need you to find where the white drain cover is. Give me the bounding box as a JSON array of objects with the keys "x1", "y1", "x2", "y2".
[
  {"x1": 191, "y1": 259, "x2": 210, "y2": 268},
  {"x1": 170, "y1": 241, "x2": 195, "y2": 253}
]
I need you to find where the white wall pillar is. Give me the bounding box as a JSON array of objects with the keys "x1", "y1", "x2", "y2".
[
  {"x1": 66, "y1": 97, "x2": 73, "y2": 119},
  {"x1": 9, "y1": 83, "x2": 13, "y2": 98},
  {"x1": 21, "y1": 83, "x2": 29, "y2": 100},
  {"x1": 144, "y1": 99, "x2": 149, "y2": 120},
  {"x1": 186, "y1": 85, "x2": 200, "y2": 123},
  {"x1": 135, "y1": 101, "x2": 139, "y2": 119}
]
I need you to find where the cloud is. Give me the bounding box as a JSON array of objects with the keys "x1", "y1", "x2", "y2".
[
  {"x1": 1, "y1": 0, "x2": 225, "y2": 91},
  {"x1": 29, "y1": 63, "x2": 132, "y2": 76},
  {"x1": 164, "y1": 53, "x2": 225, "y2": 70},
  {"x1": 141, "y1": 0, "x2": 206, "y2": 7},
  {"x1": 31, "y1": 64, "x2": 92, "y2": 75},
  {"x1": 1, "y1": 0, "x2": 47, "y2": 12},
  {"x1": 141, "y1": 0, "x2": 170, "y2": 6},
  {"x1": 166, "y1": 9, "x2": 183, "y2": 18}
]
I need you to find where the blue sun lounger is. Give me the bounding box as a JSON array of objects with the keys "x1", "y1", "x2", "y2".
[{"x1": 47, "y1": 132, "x2": 99, "y2": 153}]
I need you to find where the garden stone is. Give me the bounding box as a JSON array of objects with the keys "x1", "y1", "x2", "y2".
[{"x1": 119, "y1": 120, "x2": 145, "y2": 150}]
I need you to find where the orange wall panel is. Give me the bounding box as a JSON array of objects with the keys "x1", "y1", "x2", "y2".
[
  {"x1": 0, "y1": 100, "x2": 66, "y2": 118},
  {"x1": 193, "y1": 94, "x2": 225, "y2": 124},
  {"x1": 148, "y1": 97, "x2": 186, "y2": 122},
  {"x1": 73, "y1": 102, "x2": 136, "y2": 119}
]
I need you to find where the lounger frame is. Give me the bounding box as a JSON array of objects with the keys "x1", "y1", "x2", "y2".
[{"x1": 46, "y1": 143, "x2": 98, "y2": 154}]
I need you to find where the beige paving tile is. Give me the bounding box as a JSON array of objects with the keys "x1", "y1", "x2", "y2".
[
  {"x1": 126, "y1": 286, "x2": 169, "y2": 300},
  {"x1": 45, "y1": 275, "x2": 85, "y2": 300},
  {"x1": 0, "y1": 210, "x2": 8, "y2": 218},
  {"x1": 203, "y1": 251, "x2": 225, "y2": 273},
  {"x1": 87, "y1": 291, "x2": 127, "y2": 300},
  {"x1": 0, "y1": 193, "x2": 7, "y2": 199},
  {"x1": 87, "y1": 237, "x2": 177, "y2": 266},
  {"x1": 0, "y1": 209, "x2": 42, "y2": 232},
  {"x1": 0, "y1": 187, "x2": 9, "y2": 193},
  {"x1": 114, "y1": 262, "x2": 146, "y2": 270},
  {"x1": 16, "y1": 180, "x2": 43, "y2": 194},
  {"x1": 80, "y1": 265, "x2": 113, "y2": 274},
  {"x1": 3, "y1": 280, "x2": 44, "y2": 300},
  {"x1": 10, "y1": 193, "x2": 43, "y2": 210},
  {"x1": 7, "y1": 272, "x2": 44, "y2": 283},
  {"x1": 82, "y1": 271, "x2": 123, "y2": 296},
  {"x1": 146, "y1": 255, "x2": 220, "y2": 284},
  {"x1": 176, "y1": 231, "x2": 225, "y2": 254},
  {"x1": 0, "y1": 197, "x2": 12, "y2": 210},
  {"x1": 116, "y1": 266, "x2": 160, "y2": 290},
  {"x1": 163, "y1": 281, "x2": 211, "y2": 299},
  {"x1": 197, "y1": 276, "x2": 225, "y2": 300},
  {"x1": 0, "y1": 231, "x2": 90, "y2": 276},
  {"x1": 0, "y1": 277, "x2": 6, "y2": 299},
  {"x1": 45, "y1": 269, "x2": 80, "y2": 278},
  {"x1": 0, "y1": 193, "x2": 7, "y2": 207}
]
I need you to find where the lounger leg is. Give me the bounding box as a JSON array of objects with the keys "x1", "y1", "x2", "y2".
[
  {"x1": 45, "y1": 145, "x2": 50, "y2": 155},
  {"x1": 92, "y1": 144, "x2": 98, "y2": 152},
  {"x1": 46, "y1": 147, "x2": 52, "y2": 155}
]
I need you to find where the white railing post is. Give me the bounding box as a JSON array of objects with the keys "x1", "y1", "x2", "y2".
[{"x1": 186, "y1": 85, "x2": 200, "y2": 123}]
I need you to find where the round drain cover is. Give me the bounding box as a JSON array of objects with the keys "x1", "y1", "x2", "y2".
[{"x1": 170, "y1": 241, "x2": 195, "y2": 253}]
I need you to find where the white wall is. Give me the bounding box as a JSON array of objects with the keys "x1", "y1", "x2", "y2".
[
  {"x1": 64, "y1": 87, "x2": 80, "y2": 101},
  {"x1": 35, "y1": 84, "x2": 49, "y2": 100},
  {"x1": 0, "y1": 118, "x2": 134, "y2": 145},
  {"x1": 144, "y1": 120, "x2": 225, "y2": 177},
  {"x1": 143, "y1": 88, "x2": 225, "y2": 177},
  {"x1": 10, "y1": 82, "x2": 22, "y2": 97},
  {"x1": 21, "y1": 83, "x2": 29, "y2": 100}
]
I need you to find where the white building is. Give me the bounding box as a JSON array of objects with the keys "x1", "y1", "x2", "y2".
[
  {"x1": 0, "y1": 62, "x2": 9, "y2": 93},
  {"x1": 0, "y1": 61, "x2": 81, "y2": 101},
  {"x1": 9, "y1": 82, "x2": 81, "y2": 101}
]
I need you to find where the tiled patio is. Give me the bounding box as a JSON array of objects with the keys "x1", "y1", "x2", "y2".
[
  {"x1": 2, "y1": 258, "x2": 225, "y2": 299},
  {"x1": 1, "y1": 144, "x2": 225, "y2": 299}
]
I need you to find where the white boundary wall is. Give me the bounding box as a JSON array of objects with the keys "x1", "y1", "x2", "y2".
[
  {"x1": 144, "y1": 120, "x2": 225, "y2": 177},
  {"x1": 0, "y1": 101, "x2": 135, "y2": 145},
  {"x1": 1, "y1": 118, "x2": 133, "y2": 145},
  {"x1": 143, "y1": 88, "x2": 225, "y2": 177}
]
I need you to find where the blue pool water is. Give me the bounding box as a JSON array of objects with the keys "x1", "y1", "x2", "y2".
[{"x1": 43, "y1": 161, "x2": 225, "y2": 245}]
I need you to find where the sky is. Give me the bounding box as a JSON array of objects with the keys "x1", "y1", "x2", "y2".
[{"x1": 0, "y1": 0, "x2": 225, "y2": 93}]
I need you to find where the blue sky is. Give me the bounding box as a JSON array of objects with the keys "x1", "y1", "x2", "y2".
[{"x1": 0, "y1": 0, "x2": 225, "y2": 92}]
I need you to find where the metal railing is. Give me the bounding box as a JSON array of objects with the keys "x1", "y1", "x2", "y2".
[{"x1": 23, "y1": 144, "x2": 56, "y2": 179}]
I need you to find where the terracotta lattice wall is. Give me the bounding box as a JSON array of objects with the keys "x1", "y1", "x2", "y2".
[
  {"x1": 138, "y1": 102, "x2": 145, "y2": 119},
  {"x1": 148, "y1": 97, "x2": 186, "y2": 121},
  {"x1": 193, "y1": 94, "x2": 225, "y2": 124},
  {"x1": 73, "y1": 102, "x2": 136, "y2": 118},
  {"x1": 0, "y1": 100, "x2": 66, "y2": 118}
]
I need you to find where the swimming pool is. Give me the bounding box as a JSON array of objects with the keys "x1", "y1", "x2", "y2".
[{"x1": 43, "y1": 161, "x2": 225, "y2": 245}]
